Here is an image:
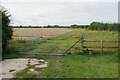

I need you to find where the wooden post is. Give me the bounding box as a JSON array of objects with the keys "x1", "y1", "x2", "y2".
[
  {"x1": 100, "y1": 40, "x2": 103, "y2": 54},
  {"x1": 21, "y1": 37, "x2": 22, "y2": 43},
  {"x1": 18, "y1": 36, "x2": 19, "y2": 41},
  {"x1": 81, "y1": 33, "x2": 84, "y2": 54},
  {"x1": 40, "y1": 36, "x2": 42, "y2": 49}
]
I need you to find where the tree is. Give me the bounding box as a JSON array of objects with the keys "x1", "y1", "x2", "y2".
[
  {"x1": 71, "y1": 24, "x2": 78, "y2": 28},
  {"x1": 54, "y1": 25, "x2": 59, "y2": 28},
  {"x1": 20, "y1": 25, "x2": 22, "y2": 27},
  {"x1": 47, "y1": 25, "x2": 52, "y2": 28},
  {"x1": 1, "y1": 7, "x2": 13, "y2": 54}
]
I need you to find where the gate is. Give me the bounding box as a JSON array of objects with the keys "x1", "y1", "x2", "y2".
[{"x1": 8, "y1": 35, "x2": 81, "y2": 55}]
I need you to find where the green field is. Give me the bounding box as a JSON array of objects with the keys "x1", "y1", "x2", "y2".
[
  {"x1": 3, "y1": 53, "x2": 118, "y2": 78},
  {"x1": 4, "y1": 28, "x2": 119, "y2": 78},
  {"x1": 9, "y1": 28, "x2": 118, "y2": 54},
  {"x1": 40, "y1": 54, "x2": 118, "y2": 78}
]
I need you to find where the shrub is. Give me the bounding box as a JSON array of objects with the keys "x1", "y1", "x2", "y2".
[{"x1": 1, "y1": 7, "x2": 13, "y2": 54}]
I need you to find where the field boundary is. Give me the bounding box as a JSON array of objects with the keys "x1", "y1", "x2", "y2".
[
  {"x1": 79, "y1": 33, "x2": 120, "y2": 54},
  {"x1": 10, "y1": 33, "x2": 120, "y2": 55}
]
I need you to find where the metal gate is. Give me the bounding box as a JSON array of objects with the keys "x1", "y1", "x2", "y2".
[{"x1": 8, "y1": 35, "x2": 81, "y2": 55}]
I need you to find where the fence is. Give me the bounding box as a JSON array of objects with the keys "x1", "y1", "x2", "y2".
[
  {"x1": 79, "y1": 33, "x2": 120, "y2": 54},
  {"x1": 8, "y1": 33, "x2": 120, "y2": 55}
]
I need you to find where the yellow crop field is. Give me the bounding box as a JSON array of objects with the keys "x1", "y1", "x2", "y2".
[
  {"x1": 12, "y1": 28, "x2": 73, "y2": 40},
  {"x1": 13, "y1": 28, "x2": 73, "y2": 36}
]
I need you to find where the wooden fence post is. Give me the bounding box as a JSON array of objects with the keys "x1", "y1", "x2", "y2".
[
  {"x1": 18, "y1": 36, "x2": 19, "y2": 41},
  {"x1": 40, "y1": 36, "x2": 43, "y2": 49},
  {"x1": 100, "y1": 40, "x2": 103, "y2": 54},
  {"x1": 81, "y1": 33, "x2": 84, "y2": 54}
]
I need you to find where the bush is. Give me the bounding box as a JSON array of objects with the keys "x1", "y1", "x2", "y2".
[{"x1": 1, "y1": 8, "x2": 13, "y2": 54}]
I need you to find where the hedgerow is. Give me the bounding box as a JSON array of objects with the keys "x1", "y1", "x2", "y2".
[{"x1": 1, "y1": 7, "x2": 13, "y2": 54}]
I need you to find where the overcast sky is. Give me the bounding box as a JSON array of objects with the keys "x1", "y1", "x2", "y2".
[
  {"x1": 1, "y1": 0, "x2": 119, "y2": 26},
  {"x1": 2, "y1": 0, "x2": 120, "y2": 2}
]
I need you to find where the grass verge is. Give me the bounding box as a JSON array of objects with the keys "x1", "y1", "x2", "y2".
[{"x1": 2, "y1": 53, "x2": 27, "y2": 60}]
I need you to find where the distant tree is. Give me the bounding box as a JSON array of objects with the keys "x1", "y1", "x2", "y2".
[
  {"x1": 47, "y1": 25, "x2": 52, "y2": 28},
  {"x1": 29, "y1": 25, "x2": 31, "y2": 27},
  {"x1": 71, "y1": 24, "x2": 78, "y2": 28},
  {"x1": 84, "y1": 25, "x2": 89, "y2": 28},
  {"x1": 1, "y1": 7, "x2": 13, "y2": 54},
  {"x1": 20, "y1": 25, "x2": 22, "y2": 27},
  {"x1": 54, "y1": 25, "x2": 59, "y2": 28}
]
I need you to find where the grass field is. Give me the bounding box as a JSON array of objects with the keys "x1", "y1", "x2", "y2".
[
  {"x1": 10, "y1": 28, "x2": 119, "y2": 54},
  {"x1": 4, "y1": 28, "x2": 119, "y2": 78},
  {"x1": 3, "y1": 53, "x2": 118, "y2": 78},
  {"x1": 28, "y1": 53, "x2": 118, "y2": 78}
]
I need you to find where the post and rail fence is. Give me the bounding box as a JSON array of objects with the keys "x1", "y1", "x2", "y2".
[{"x1": 79, "y1": 33, "x2": 120, "y2": 54}]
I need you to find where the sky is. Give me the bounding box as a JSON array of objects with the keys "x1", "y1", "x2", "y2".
[
  {"x1": 1, "y1": 0, "x2": 119, "y2": 26},
  {"x1": 1, "y1": 0, "x2": 120, "y2": 2}
]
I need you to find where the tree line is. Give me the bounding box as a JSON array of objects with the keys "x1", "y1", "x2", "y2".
[
  {"x1": 13, "y1": 22, "x2": 119, "y2": 31},
  {"x1": 71, "y1": 22, "x2": 119, "y2": 31},
  {"x1": 87, "y1": 22, "x2": 119, "y2": 31}
]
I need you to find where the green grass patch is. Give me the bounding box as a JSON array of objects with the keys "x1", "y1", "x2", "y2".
[
  {"x1": 16, "y1": 64, "x2": 36, "y2": 79},
  {"x1": 9, "y1": 69, "x2": 16, "y2": 72},
  {"x1": 38, "y1": 61, "x2": 44, "y2": 63},
  {"x1": 22, "y1": 73, "x2": 36, "y2": 78},
  {"x1": 34, "y1": 67, "x2": 43, "y2": 71},
  {"x1": 28, "y1": 54, "x2": 48, "y2": 60},
  {"x1": 41, "y1": 53, "x2": 118, "y2": 78},
  {"x1": 16, "y1": 67, "x2": 29, "y2": 77},
  {"x1": 2, "y1": 53, "x2": 27, "y2": 60}
]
